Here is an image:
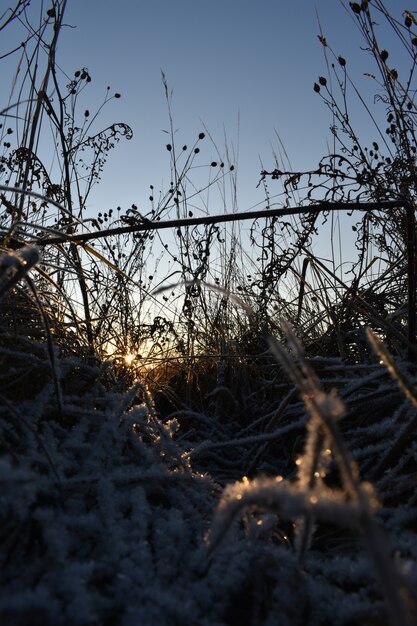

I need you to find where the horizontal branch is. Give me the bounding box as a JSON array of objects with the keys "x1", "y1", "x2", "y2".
[
  {"x1": 16, "y1": 198, "x2": 411, "y2": 246},
  {"x1": 0, "y1": 190, "x2": 404, "y2": 247}
]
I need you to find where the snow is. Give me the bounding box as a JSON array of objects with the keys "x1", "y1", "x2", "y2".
[{"x1": 1, "y1": 343, "x2": 417, "y2": 625}]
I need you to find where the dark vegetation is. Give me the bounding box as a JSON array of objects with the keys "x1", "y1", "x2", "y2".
[{"x1": 1, "y1": 1, "x2": 417, "y2": 624}]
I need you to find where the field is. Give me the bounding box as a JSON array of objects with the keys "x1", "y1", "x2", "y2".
[{"x1": 1, "y1": 2, "x2": 417, "y2": 625}]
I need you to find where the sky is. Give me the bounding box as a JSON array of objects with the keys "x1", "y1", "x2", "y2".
[{"x1": 0, "y1": 0, "x2": 406, "y2": 264}]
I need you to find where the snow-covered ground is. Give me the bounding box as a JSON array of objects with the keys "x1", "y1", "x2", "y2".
[{"x1": 1, "y1": 343, "x2": 416, "y2": 626}]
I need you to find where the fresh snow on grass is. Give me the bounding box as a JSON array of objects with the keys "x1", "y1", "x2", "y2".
[{"x1": 1, "y1": 337, "x2": 416, "y2": 626}]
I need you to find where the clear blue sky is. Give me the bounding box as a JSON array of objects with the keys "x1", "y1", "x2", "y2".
[
  {"x1": 0, "y1": 1, "x2": 404, "y2": 261},
  {"x1": 59, "y1": 0, "x2": 376, "y2": 214}
]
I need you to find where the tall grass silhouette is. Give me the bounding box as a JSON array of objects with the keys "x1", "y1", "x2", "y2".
[{"x1": 0, "y1": 2, "x2": 417, "y2": 625}]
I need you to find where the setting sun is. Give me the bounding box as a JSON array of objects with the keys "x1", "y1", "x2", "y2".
[{"x1": 124, "y1": 353, "x2": 135, "y2": 366}]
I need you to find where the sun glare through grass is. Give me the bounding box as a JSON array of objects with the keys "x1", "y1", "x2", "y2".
[{"x1": 124, "y1": 353, "x2": 135, "y2": 366}]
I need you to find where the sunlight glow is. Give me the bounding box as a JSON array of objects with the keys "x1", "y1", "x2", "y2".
[{"x1": 124, "y1": 353, "x2": 135, "y2": 366}]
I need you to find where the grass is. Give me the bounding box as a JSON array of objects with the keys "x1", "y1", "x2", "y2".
[{"x1": 1, "y1": 1, "x2": 417, "y2": 625}]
